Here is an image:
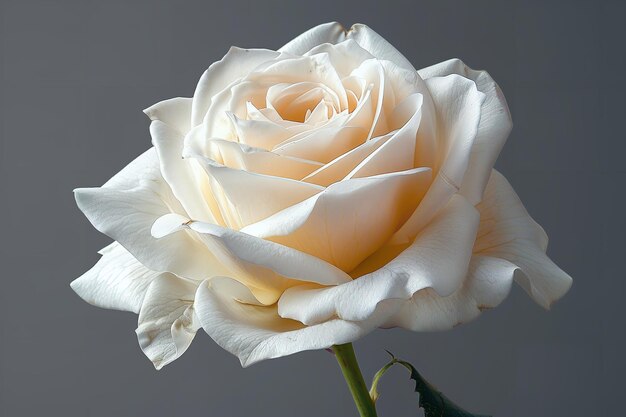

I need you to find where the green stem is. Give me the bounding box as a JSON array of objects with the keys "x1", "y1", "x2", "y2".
[{"x1": 332, "y1": 343, "x2": 378, "y2": 417}]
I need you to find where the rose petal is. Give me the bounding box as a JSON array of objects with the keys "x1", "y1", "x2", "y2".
[
  {"x1": 152, "y1": 213, "x2": 352, "y2": 289},
  {"x1": 346, "y1": 93, "x2": 423, "y2": 179},
  {"x1": 136, "y1": 274, "x2": 200, "y2": 370},
  {"x1": 191, "y1": 47, "x2": 280, "y2": 126},
  {"x1": 419, "y1": 59, "x2": 513, "y2": 205},
  {"x1": 189, "y1": 154, "x2": 323, "y2": 229},
  {"x1": 386, "y1": 255, "x2": 516, "y2": 331},
  {"x1": 195, "y1": 277, "x2": 399, "y2": 367},
  {"x1": 391, "y1": 74, "x2": 486, "y2": 244},
  {"x1": 273, "y1": 125, "x2": 367, "y2": 164},
  {"x1": 305, "y1": 39, "x2": 374, "y2": 77},
  {"x1": 279, "y1": 23, "x2": 415, "y2": 72},
  {"x1": 474, "y1": 170, "x2": 572, "y2": 308},
  {"x1": 346, "y1": 24, "x2": 415, "y2": 71},
  {"x1": 242, "y1": 167, "x2": 432, "y2": 272},
  {"x1": 226, "y1": 112, "x2": 295, "y2": 149},
  {"x1": 279, "y1": 22, "x2": 347, "y2": 56},
  {"x1": 248, "y1": 54, "x2": 348, "y2": 111},
  {"x1": 277, "y1": 194, "x2": 479, "y2": 325},
  {"x1": 74, "y1": 149, "x2": 228, "y2": 280},
  {"x1": 204, "y1": 139, "x2": 322, "y2": 180},
  {"x1": 144, "y1": 97, "x2": 192, "y2": 134},
  {"x1": 302, "y1": 131, "x2": 394, "y2": 187},
  {"x1": 150, "y1": 120, "x2": 221, "y2": 224},
  {"x1": 71, "y1": 242, "x2": 158, "y2": 314}
]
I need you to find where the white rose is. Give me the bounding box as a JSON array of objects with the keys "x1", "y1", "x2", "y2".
[{"x1": 72, "y1": 22, "x2": 572, "y2": 369}]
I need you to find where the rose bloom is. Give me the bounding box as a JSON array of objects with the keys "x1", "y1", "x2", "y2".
[{"x1": 72, "y1": 22, "x2": 572, "y2": 369}]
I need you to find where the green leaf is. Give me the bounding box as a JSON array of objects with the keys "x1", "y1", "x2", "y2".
[{"x1": 369, "y1": 353, "x2": 491, "y2": 417}]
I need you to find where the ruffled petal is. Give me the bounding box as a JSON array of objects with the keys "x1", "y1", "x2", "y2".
[
  {"x1": 418, "y1": 59, "x2": 513, "y2": 205},
  {"x1": 136, "y1": 274, "x2": 200, "y2": 370},
  {"x1": 386, "y1": 255, "x2": 515, "y2": 331},
  {"x1": 71, "y1": 242, "x2": 158, "y2": 314},
  {"x1": 195, "y1": 277, "x2": 399, "y2": 367},
  {"x1": 279, "y1": 23, "x2": 415, "y2": 72},
  {"x1": 279, "y1": 22, "x2": 347, "y2": 56},
  {"x1": 474, "y1": 170, "x2": 572, "y2": 308},
  {"x1": 276, "y1": 194, "x2": 479, "y2": 325}
]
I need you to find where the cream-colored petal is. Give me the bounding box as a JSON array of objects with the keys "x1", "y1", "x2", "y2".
[
  {"x1": 346, "y1": 24, "x2": 415, "y2": 71},
  {"x1": 204, "y1": 139, "x2": 322, "y2": 180},
  {"x1": 247, "y1": 54, "x2": 348, "y2": 111},
  {"x1": 189, "y1": 154, "x2": 323, "y2": 228},
  {"x1": 346, "y1": 93, "x2": 423, "y2": 179},
  {"x1": 71, "y1": 242, "x2": 158, "y2": 314},
  {"x1": 392, "y1": 74, "x2": 486, "y2": 244},
  {"x1": 144, "y1": 97, "x2": 192, "y2": 134},
  {"x1": 226, "y1": 112, "x2": 295, "y2": 149},
  {"x1": 386, "y1": 255, "x2": 515, "y2": 331},
  {"x1": 151, "y1": 213, "x2": 352, "y2": 294},
  {"x1": 279, "y1": 23, "x2": 415, "y2": 72},
  {"x1": 150, "y1": 120, "x2": 219, "y2": 224},
  {"x1": 305, "y1": 39, "x2": 374, "y2": 77},
  {"x1": 419, "y1": 59, "x2": 513, "y2": 205},
  {"x1": 302, "y1": 131, "x2": 394, "y2": 187},
  {"x1": 191, "y1": 47, "x2": 280, "y2": 126},
  {"x1": 242, "y1": 167, "x2": 432, "y2": 272},
  {"x1": 350, "y1": 59, "x2": 391, "y2": 139},
  {"x1": 136, "y1": 274, "x2": 200, "y2": 370},
  {"x1": 279, "y1": 22, "x2": 347, "y2": 56},
  {"x1": 195, "y1": 277, "x2": 399, "y2": 367},
  {"x1": 474, "y1": 170, "x2": 572, "y2": 308},
  {"x1": 277, "y1": 195, "x2": 479, "y2": 325},
  {"x1": 273, "y1": 125, "x2": 367, "y2": 164},
  {"x1": 74, "y1": 149, "x2": 227, "y2": 280}
]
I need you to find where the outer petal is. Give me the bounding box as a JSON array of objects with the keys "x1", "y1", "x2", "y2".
[
  {"x1": 279, "y1": 22, "x2": 347, "y2": 56},
  {"x1": 391, "y1": 74, "x2": 486, "y2": 244},
  {"x1": 279, "y1": 22, "x2": 415, "y2": 71},
  {"x1": 144, "y1": 97, "x2": 192, "y2": 134},
  {"x1": 136, "y1": 274, "x2": 200, "y2": 370},
  {"x1": 194, "y1": 277, "x2": 400, "y2": 367},
  {"x1": 418, "y1": 59, "x2": 513, "y2": 205},
  {"x1": 74, "y1": 149, "x2": 228, "y2": 280},
  {"x1": 277, "y1": 194, "x2": 479, "y2": 325},
  {"x1": 71, "y1": 242, "x2": 158, "y2": 314},
  {"x1": 474, "y1": 170, "x2": 572, "y2": 308},
  {"x1": 386, "y1": 255, "x2": 516, "y2": 331},
  {"x1": 346, "y1": 24, "x2": 415, "y2": 71}
]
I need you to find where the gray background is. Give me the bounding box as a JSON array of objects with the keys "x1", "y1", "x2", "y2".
[{"x1": 0, "y1": 0, "x2": 623, "y2": 416}]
